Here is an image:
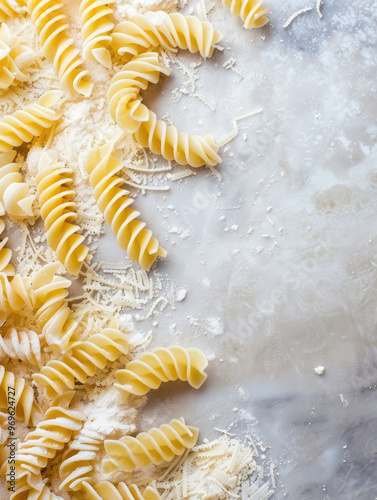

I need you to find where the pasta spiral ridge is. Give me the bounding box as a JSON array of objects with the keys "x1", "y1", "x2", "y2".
[
  {"x1": 12, "y1": 392, "x2": 84, "y2": 490},
  {"x1": 0, "y1": 0, "x2": 26, "y2": 23},
  {"x1": 0, "y1": 90, "x2": 62, "y2": 153},
  {"x1": 27, "y1": 0, "x2": 93, "y2": 96},
  {"x1": 33, "y1": 318, "x2": 129, "y2": 398},
  {"x1": 0, "y1": 272, "x2": 32, "y2": 326},
  {"x1": 135, "y1": 109, "x2": 221, "y2": 168},
  {"x1": 112, "y1": 12, "x2": 223, "y2": 60},
  {"x1": 115, "y1": 345, "x2": 208, "y2": 401},
  {"x1": 0, "y1": 218, "x2": 14, "y2": 275},
  {"x1": 0, "y1": 151, "x2": 35, "y2": 218},
  {"x1": 222, "y1": 0, "x2": 269, "y2": 29},
  {"x1": 59, "y1": 426, "x2": 105, "y2": 491},
  {"x1": 79, "y1": 0, "x2": 114, "y2": 68},
  {"x1": 108, "y1": 51, "x2": 171, "y2": 133},
  {"x1": 36, "y1": 151, "x2": 89, "y2": 276},
  {"x1": 0, "y1": 365, "x2": 42, "y2": 426},
  {"x1": 31, "y1": 262, "x2": 77, "y2": 353},
  {"x1": 85, "y1": 143, "x2": 167, "y2": 270},
  {"x1": 103, "y1": 417, "x2": 199, "y2": 473},
  {"x1": 11, "y1": 479, "x2": 63, "y2": 500},
  {"x1": 0, "y1": 327, "x2": 43, "y2": 367},
  {"x1": 0, "y1": 23, "x2": 35, "y2": 90},
  {"x1": 81, "y1": 480, "x2": 161, "y2": 500}
]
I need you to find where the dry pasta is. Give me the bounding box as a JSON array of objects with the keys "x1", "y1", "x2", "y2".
[
  {"x1": 103, "y1": 418, "x2": 199, "y2": 473},
  {"x1": 85, "y1": 143, "x2": 167, "y2": 270},
  {"x1": 0, "y1": 219, "x2": 14, "y2": 275},
  {"x1": 36, "y1": 150, "x2": 89, "y2": 276},
  {"x1": 115, "y1": 345, "x2": 208, "y2": 401},
  {"x1": 222, "y1": 0, "x2": 269, "y2": 29},
  {"x1": 0, "y1": 272, "x2": 32, "y2": 326},
  {"x1": 0, "y1": 327, "x2": 43, "y2": 367},
  {"x1": 0, "y1": 0, "x2": 26, "y2": 23},
  {"x1": 81, "y1": 480, "x2": 161, "y2": 500}
]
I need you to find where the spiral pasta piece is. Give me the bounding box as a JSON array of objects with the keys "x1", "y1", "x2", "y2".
[
  {"x1": 33, "y1": 318, "x2": 129, "y2": 398},
  {"x1": 0, "y1": 365, "x2": 42, "y2": 426},
  {"x1": 0, "y1": 151, "x2": 35, "y2": 218},
  {"x1": 0, "y1": 0, "x2": 26, "y2": 23},
  {"x1": 79, "y1": 0, "x2": 114, "y2": 68},
  {"x1": 112, "y1": 12, "x2": 223, "y2": 60},
  {"x1": 59, "y1": 427, "x2": 104, "y2": 491},
  {"x1": 222, "y1": 0, "x2": 269, "y2": 29},
  {"x1": 85, "y1": 143, "x2": 166, "y2": 270},
  {"x1": 0, "y1": 90, "x2": 62, "y2": 153},
  {"x1": 103, "y1": 418, "x2": 199, "y2": 473},
  {"x1": 108, "y1": 51, "x2": 171, "y2": 133},
  {"x1": 115, "y1": 345, "x2": 208, "y2": 402},
  {"x1": 0, "y1": 23, "x2": 35, "y2": 90},
  {"x1": 12, "y1": 392, "x2": 84, "y2": 490},
  {"x1": 11, "y1": 480, "x2": 63, "y2": 500},
  {"x1": 31, "y1": 262, "x2": 77, "y2": 352},
  {"x1": 0, "y1": 219, "x2": 14, "y2": 276},
  {"x1": 135, "y1": 110, "x2": 221, "y2": 168},
  {"x1": 81, "y1": 481, "x2": 161, "y2": 500},
  {"x1": 0, "y1": 272, "x2": 32, "y2": 326},
  {"x1": 0, "y1": 327, "x2": 43, "y2": 367},
  {"x1": 27, "y1": 0, "x2": 93, "y2": 97},
  {"x1": 36, "y1": 151, "x2": 89, "y2": 276}
]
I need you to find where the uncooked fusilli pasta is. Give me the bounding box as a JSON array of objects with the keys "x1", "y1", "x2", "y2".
[
  {"x1": 36, "y1": 151, "x2": 89, "y2": 276},
  {"x1": 0, "y1": 219, "x2": 14, "y2": 275},
  {"x1": 85, "y1": 143, "x2": 167, "y2": 270},
  {"x1": 115, "y1": 345, "x2": 208, "y2": 401},
  {"x1": 0, "y1": 23, "x2": 35, "y2": 90},
  {"x1": 33, "y1": 318, "x2": 129, "y2": 398},
  {"x1": 0, "y1": 0, "x2": 26, "y2": 23},
  {"x1": 222, "y1": 0, "x2": 269, "y2": 29},
  {"x1": 111, "y1": 12, "x2": 223, "y2": 60},
  {"x1": 79, "y1": 0, "x2": 114, "y2": 68},
  {"x1": 0, "y1": 151, "x2": 35, "y2": 218},
  {"x1": 0, "y1": 90, "x2": 62, "y2": 153},
  {"x1": 28, "y1": 0, "x2": 93, "y2": 96},
  {"x1": 0, "y1": 365, "x2": 42, "y2": 426},
  {"x1": 0, "y1": 272, "x2": 32, "y2": 326},
  {"x1": 81, "y1": 480, "x2": 161, "y2": 500},
  {"x1": 11, "y1": 479, "x2": 63, "y2": 500},
  {"x1": 103, "y1": 418, "x2": 199, "y2": 473},
  {"x1": 0, "y1": 327, "x2": 43, "y2": 367},
  {"x1": 108, "y1": 51, "x2": 171, "y2": 133},
  {"x1": 30, "y1": 262, "x2": 77, "y2": 352}
]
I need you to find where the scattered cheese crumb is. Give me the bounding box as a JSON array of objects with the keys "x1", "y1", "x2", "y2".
[
  {"x1": 284, "y1": 7, "x2": 313, "y2": 29},
  {"x1": 314, "y1": 365, "x2": 325, "y2": 375},
  {"x1": 176, "y1": 289, "x2": 187, "y2": 302}
]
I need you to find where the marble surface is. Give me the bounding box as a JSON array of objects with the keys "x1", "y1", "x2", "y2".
[{"x1": 100, "y1": 1, "x2": 377, "y2": 498}]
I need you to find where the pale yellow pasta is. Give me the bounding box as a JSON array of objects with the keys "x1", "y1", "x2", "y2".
[
  {"x1": 0, "y1": 0, "x2": 26, "y2": 23},
  {"x1": 115, "y1": 346, "x2": 208, "y2": 402},
  {"x1": 59, "y1": 427, "x2": 104, "y2": 491},
  {"x1": 31, "y1": 262, "x2": 77, "y2": 353},
  {"x1": 112, "y1": 12, "x2": 223, "y2": 60},
  {"x1": 222, "y1": 0, "x2": 269, "y2": 29},
  {"x1": 0, "y1": 90, "x2": 62, "y2": 153},
  {"x1": 28, "y1": 0, "x2": 93, "y2": 96},
  {"x1": 79, "y1": 0, "x2": 114, "y2": 68},
  {"x1": 0, "y1": 218, "x2": 14, "y2": 275},
  {"x1": 103, "y1": 418, "x2": 199, "y2": 473},
  {"x1": 11, "y1": 479, "x2": 63, "y2": 500},
  {"x1": 0, "y1": 23, "x2": 35, "y2": 90},
  {"x1": 0, "y1": 272, "x2": 32, "y2": 326},
  {"x1": 108, "y1": 51, "x2": 171, "y2": 133},
  {"x1": 81, "y1": 480, "x2": 161, "y2": 500},
  {"x1": 36, "y1": 151, "x2": 89, "y2": 276},
  {"x1": 0, "y1": 151, "x2": 35, "y2": 218},
  {"x1": 85, "y1": 143, "x2": 167, "y2": 270},
  {"x1": 33, "y1": 318, "x2": 129, "y2": 398},
  {"x1": 0, "y1": 327, "x2": 43, "y2": 367},
  {"x1": 0, "y1": 365, "x2": 42, "y2": 426}
]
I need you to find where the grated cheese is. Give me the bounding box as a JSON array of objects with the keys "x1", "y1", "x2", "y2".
[
  {"x1": 218, "y1": 108, "x2": 263, "y2": 147},
  {"x1": 316, "y1": 0, "x2": 323, "y2": 18},
  {"x1": 283, "y1": 7, "x2": 313, "y2": 29}
]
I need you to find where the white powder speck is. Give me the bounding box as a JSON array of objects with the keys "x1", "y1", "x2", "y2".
[
  {"x1": 176, "y1": 289, "x2": 187, "y2": 302},
  {"x1": 314, "y1": 365, "x2": 325, "y2": 375}
]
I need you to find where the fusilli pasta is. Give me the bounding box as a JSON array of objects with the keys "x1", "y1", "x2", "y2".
[
  {"x1": 0, "y1": 218, "x2": 14, "y2": 275},
  {"x1": 30, "y1": 262, "x2": 77, "y2": 352},
  {"x1": 27, "y1": 0, "x2": 93, "y2": 96},
  {"x1": 85, "y1": 143, "x2": 167, "y2": 270},
  {"x1": 0, "y1": 272, "x2": 32, "y2": 326},
  {"x1": 81, "y1": 480, "x2": 161, "y2": 500},
  {"x1": 111, "y1": 12, "x2": 222, "y2": 60},
  {"x1": 108, "y1": 51, "x2": 171, "y2": 133},
  {"x1": 0, "y1": 23, "x2": 35, "y2": 90},
  {"x1": 0, "y1": 327, "x2": 43, "y2": 367},
  {"x1": 0, "y1": 90, "x2": 62, "y2": 153},
  {"x1": 33, "y1": 318, "x2": 129, "y2": 398},
  {"x1": 36, "y1": 151, "x2": 89, "y2": 276},
  {"x1": 79, "y1": 0, "x2": 114, "y2": 68},
  {"x1": 0, "y1": 151, "x2": 35, "y2": 218},
  {"x1": 115, "y1": 345, "x2": 208, "y2": 401},
  {"x1": 11, "y1": 480, "x2": 63, "y2": 500},
  {"x1": 0, "y1": 0, "x2": 26, "y2": 23},
  {"x1": 103, "y1": 418, "x2": 199, "y2": 473},
  {"x1": 0, "y1": 365, "x2": 42, "y2": 426},
  {"x1": 222, "y1": 0, "x2": 269, "y2": 29}
]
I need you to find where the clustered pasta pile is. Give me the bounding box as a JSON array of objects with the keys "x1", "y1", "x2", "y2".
[{"x1": 0, "y1": 0, "x2": 272, "y2": 498}]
